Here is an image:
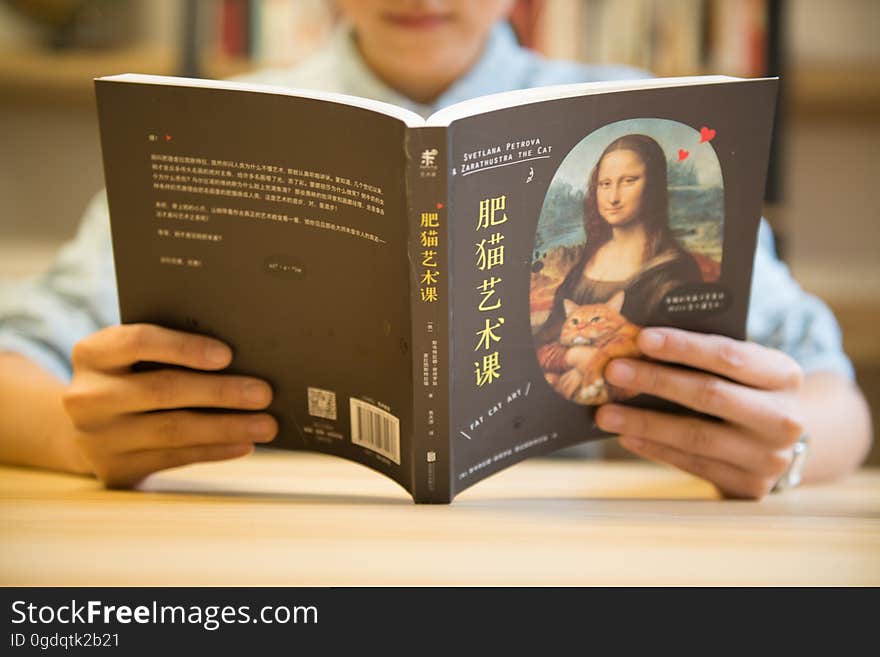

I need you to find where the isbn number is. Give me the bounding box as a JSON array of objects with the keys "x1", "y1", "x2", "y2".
[{"x1": 350, "y1": 398, "x2": 401, "y2": 465}]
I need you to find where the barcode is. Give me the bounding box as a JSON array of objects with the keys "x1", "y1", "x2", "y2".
[{"x1": 350, "y1": 398, "x2": 401, "y2": 465}]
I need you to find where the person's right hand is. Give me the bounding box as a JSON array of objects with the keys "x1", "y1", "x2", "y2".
[{"x1": 61, "y1": 324, "x2": 277, "y2": 488}]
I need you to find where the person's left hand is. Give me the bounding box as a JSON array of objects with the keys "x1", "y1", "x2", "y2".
[{"x1": 595, "y1": 327, "x2": 806, "y2": 499}]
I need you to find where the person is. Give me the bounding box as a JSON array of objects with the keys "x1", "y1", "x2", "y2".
[{"x1": 0, "y1": 0, "x2": 872, "y2": 499}]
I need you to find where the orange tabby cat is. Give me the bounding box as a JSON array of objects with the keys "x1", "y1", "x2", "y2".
[{"x1": 550, "y1": 290, "x2": 642, "y2": 405}]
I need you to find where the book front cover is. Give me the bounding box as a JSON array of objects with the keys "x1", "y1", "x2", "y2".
[{"x1": 444, "y1": 79, "x2": 778, "y2": 496}]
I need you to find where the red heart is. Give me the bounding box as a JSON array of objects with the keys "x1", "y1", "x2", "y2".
[
  {"x1": 678, "y1": 149, "x2": 689, "y2": 161},
  {"x1": 699, "y1": 126, "x2": 716, "y2": 143}
]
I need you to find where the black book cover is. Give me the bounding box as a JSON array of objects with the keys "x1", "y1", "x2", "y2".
[{"x1": 95, "y1": 75, "x2": 778, "y2": 503}]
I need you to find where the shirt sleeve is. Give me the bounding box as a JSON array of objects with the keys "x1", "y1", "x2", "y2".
[
  {"x1": 747, "y1": 219, "x2": 854, "y2": 380},
  {"x1": 0, "y1": 191, "x2": 120, "y2": 381}
]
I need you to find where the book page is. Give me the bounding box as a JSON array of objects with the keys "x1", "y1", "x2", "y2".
[
  {"x1": 98, "y1": 74, "x2": 426, "y2": 127},
  {"x1": 426, "y1": 75, "x2": 746, "y2": 127}
]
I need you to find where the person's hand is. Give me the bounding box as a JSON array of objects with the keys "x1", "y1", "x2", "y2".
[
  {"x1": 61, "y1": 324, "x2": 278, "y2": 488},
  {"x1": 595, "y1": 327, "x2": 805, "y2": 499}
]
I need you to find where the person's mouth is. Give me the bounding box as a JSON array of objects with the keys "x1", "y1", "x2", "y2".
[{"x1": 382, "y1": 11, "x2": 454, "y2": 30}]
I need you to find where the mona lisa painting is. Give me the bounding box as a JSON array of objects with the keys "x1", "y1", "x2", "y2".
[{"x1": 531, "y1": 118, "x2": 724, "y2": 405}]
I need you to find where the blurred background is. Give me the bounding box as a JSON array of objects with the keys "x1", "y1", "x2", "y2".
[{"x1": 0, "y1": 0, "x2": 877, "y2": 461}]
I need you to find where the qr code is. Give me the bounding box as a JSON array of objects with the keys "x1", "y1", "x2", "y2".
[{"x1": 307, "y1": 387, "x2": 337, "y2": 420}]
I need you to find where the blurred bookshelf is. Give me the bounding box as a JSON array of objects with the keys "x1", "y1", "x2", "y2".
[
  {"x1": 0, "y1": 0, "x2": 337, "y2": 108},
  {"x1": 788, "y1": 64, "x2": 880, "y2": 118},
  {"x1": 0, "y1": 45, "x2": 248, "y2": 107},
  {"x1": 208, "y1": 0, "x2": 336, "y2": 72},
  {"x1": 523, "y1": 0, "x2": 773, "y2": 78}
]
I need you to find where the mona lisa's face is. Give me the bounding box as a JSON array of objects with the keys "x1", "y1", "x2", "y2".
[{"x1": 595, "y1": 149, "x2": 647, "y2": 227}]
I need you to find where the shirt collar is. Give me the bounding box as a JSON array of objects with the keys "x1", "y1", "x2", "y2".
[
  {"x1": 332, "y1": 21, "x2": 526, "y2": 118},
  {"x1": 433, "y1": 21, "x2": 527, "y2": 109}
]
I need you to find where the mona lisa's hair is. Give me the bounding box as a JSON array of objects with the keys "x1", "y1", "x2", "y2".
[{"x1": 582, "y1": 133, "x2": 672, "y2": 264}]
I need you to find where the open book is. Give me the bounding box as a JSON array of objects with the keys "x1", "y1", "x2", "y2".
[{"x1": 95, "y1": 73, "x2": 778, "y2": 503}]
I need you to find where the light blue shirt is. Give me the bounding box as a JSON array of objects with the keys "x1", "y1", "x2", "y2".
[{"x1": 0, "y1": 23, "x2": 854, "y2": 382}]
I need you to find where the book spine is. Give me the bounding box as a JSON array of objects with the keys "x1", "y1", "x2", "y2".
[{"x1": 405, "y1": 127, "x2": 452, "y2": 504}]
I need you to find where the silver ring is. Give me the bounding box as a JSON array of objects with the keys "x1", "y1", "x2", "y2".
[{"x1": 771, "y1": 433, "x2": 810, "y2": 493}]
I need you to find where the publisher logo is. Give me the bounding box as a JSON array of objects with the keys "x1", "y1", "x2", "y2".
[{"x1": 420, "y1": 148, "x2": 439, "y2": 169}]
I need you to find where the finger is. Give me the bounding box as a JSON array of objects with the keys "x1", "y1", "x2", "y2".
[
  {"x1": 125, "y1": 369, "x2": 273, "y2": 413},
  {"x1": 596, "y1": 404, "x2": 791, "y2": 479},
  {"x1": 617, "y1": 435, "x2": 775, "y2": 500},
  {"x1": 604, "y1": 359, "x2": 804, "y2": 445},
  {"x1": 99, "y1": 443, "x2": 255, "y2": 489},
  {"x1": 84, "y1": 411, "x2": 278, "y2": 454},
  {"x1": 637, "y1": 327, "x2": 803, "y2": 390},
  {"x1": 65, "y1": 371, "x2": 273, "y2": 426},
  {"x1": 72, "y1": 324, "x2": 232, "y2": 372}
]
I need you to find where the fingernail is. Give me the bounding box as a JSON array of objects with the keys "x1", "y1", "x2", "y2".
[
  {"x1": 640, "y1": 329, "x2": 665, "y2": 351},
  {"x1": 231, "y1": 444, "x2": 254, "y2": 457},
  {"x1": 248, "y1": 416, "x2": 276, "y2": 440},
  {"x1": 597, "y1": 407, "x2": 624, "y2": 431},
  {"x1": 243, "y1": 381, "x2": 271, "y2": 406},
  {"x1": 205, "y1": 343, "x2": 231, "y2": 366},
  {"x1": 620, "y1": 436, "x2": 644, "y2": 450},
  {"x1": 606, "y1": 361, "x2": 635, "y2": 384}
]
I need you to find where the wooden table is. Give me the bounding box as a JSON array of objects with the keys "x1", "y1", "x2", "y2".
[{"x1": 2, "y1": 451, "x2": 878, "y2": 586}]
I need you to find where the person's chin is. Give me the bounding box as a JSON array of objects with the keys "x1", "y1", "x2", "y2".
[
  {"x1": 387, "y1": 41, "x2": 462, "y2": 68},
  {"x1": 379, "y1": 13, "x2": 457, "y2": 38}
]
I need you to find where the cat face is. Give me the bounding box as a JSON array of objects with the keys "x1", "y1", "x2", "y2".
[{"x1": 559, "y1": 291, "x2": 627, "y2": 347}]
